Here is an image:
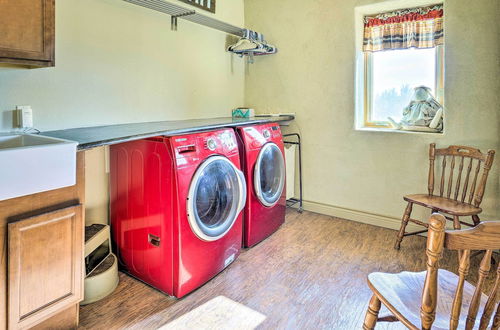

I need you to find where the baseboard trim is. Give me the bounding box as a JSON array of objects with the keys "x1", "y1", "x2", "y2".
[{"x1": 300, "y1": 200, "x2": 422, "y2": 232}]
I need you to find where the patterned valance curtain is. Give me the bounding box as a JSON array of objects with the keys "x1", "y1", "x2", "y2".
[{"x1": 363, "y1": 4, "x2": 444, "y2": 52}]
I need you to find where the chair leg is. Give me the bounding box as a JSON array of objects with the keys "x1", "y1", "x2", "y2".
[
  {"x1": 363, "y1": 294, "x2": 381, "y2": 330},
  {"x1": 453, "y1": 215, "x2": 464, "y2": 262},
  {"x1": 453, "y1": 216, "x2": 461, "y2": 230},
  {"x1": 394, "y1": 202, "x2": 413, "y2": 250},
  {"x1": 472, "y1": 214, "x2": 480, "y2": 226}
]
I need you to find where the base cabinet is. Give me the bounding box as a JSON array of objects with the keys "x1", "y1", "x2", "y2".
[
  {"x1": 8, "y1": 205, "x2": 83, "y2": 330},
  {"x1": 0, "y1": 152, "x2": 85, "y2": 329}
]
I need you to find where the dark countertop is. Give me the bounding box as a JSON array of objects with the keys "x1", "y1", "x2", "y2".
[{"x1": 42, "y1": 115, "x2": 294, "y2": 150}]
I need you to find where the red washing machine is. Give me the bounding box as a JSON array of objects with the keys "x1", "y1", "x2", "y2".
[
  {"x1": 110, "y1": 129, "x2": 246, "y2": 298},
  {"x1": 236, "y1": 123, "x2": 286, "y2": 248}
]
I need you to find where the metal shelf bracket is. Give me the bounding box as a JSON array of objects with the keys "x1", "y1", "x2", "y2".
[{"x1": 171, "y1": 11, "x2": 196, "y2": 31}]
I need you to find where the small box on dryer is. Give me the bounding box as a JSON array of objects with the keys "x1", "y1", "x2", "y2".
[{"x1": 232, "y1": 108, "x2": 255, "y2": 118}]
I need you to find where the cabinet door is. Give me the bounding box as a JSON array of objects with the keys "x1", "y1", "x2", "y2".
[
  {"x1": 8, "y1": 205, "x2": 83, "y2": 330},
  {"x1": 0, "y1": 0, "x2": 55, "y2": 66}
]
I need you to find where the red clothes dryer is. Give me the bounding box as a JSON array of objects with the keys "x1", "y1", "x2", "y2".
[
  {"x1": 236, "y1": 123, "x2": 286, "y2": 248},
  {"x1": 110, "y1": 129, "x2": 246, "y2": 298}
]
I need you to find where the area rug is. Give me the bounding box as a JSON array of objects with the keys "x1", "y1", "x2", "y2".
[{"x1": 159, "y1": 296, "x2": 266, "y2": 330}]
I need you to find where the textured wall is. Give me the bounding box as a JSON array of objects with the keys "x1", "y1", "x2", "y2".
[
  {"x1": 0, "y1": 0, "x2": 244, "y2": 131},
  {"x1": 245, "y1": 0, "x2": 500, "y2": 225},
  {"x1": 0, "y1": 0, "x2": 245, "y2": 223}
]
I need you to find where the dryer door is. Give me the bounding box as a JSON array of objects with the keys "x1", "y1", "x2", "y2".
[
  {"x1": 254, "y1": 142, "x2": 286, "y2": 207},
  {"x1": 187, "y1": 156, "x2": 246, "y2": 242}
]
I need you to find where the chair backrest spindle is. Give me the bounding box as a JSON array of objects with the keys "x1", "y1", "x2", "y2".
[
  {"x1": 466, "y1": 250, "x2": 493, "y2": 329},
  {"x1": 478, "y1": 265, "x2": 500, "y2": 329},
  {"x1": 461, "y1": 158, "x2": 474, "y2": 203},
  {"x1": 450, "y1": 249, "x2": 471, "y2": 329},
  {"x1": 492, "y1": 303, "x2": 500, "y2": 329},
  {"x1": 468, "y1": 160, "x2": 481, "y2": 204},
  {"x1": 473, "y1": 150, "x2": 495, "y2": 207},
  {"x1": 447, "y1": 156, "x2": 456, "y2": 199},
  {"x1": 440, "y1": 155, "x2": 447, "y2": 197},
  {"x1": 428, "y1": 143, "x2": 436, "y2": 196},
  {"x1": 454, "y1": 156, "x2": 464, "y2": 200}
]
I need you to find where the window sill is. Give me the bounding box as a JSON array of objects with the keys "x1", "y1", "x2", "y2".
[{"x1": 355, "y1": 127, "x2": 444, "y2": 136}]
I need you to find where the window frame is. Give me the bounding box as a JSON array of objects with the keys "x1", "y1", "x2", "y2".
[{"x1": 362, "y1": 45, "x2": 445, "y2": 128}]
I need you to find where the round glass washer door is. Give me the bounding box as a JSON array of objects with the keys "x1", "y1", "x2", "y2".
[
  {"x1": 254, "y1": 142, "x2": 285, "y2": 207},
  {"x1": 187, "y1": 156, "x2": 246, "y2": 242}
]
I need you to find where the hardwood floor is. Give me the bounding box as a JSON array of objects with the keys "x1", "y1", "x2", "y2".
[{"x1": 79, "y1": 210, "x2": 494, "y2": 329}]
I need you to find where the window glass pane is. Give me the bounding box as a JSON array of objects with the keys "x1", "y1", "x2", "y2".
[{"x1": 371, "y1": 48, "x2": 436, "y2": 122}]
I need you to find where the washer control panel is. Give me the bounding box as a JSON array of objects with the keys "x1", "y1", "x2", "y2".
[
  {"x1": 170, "y1": 129, "x2": 239, "y2": 168},
  {"x1": 196, "y1": 130, "x2": 238, "y2": 154}
]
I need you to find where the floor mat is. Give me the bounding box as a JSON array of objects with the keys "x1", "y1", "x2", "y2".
[{"x1": 158, "y1": 296, "x2": 266, "y2": 330}]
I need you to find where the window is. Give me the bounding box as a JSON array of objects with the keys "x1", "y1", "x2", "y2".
[
  {"x1": 356, "y1": 4, "x2": 444, "y2": 130},
  {"x1": 178, "y1": 0, "x2": 216, "y2": 13},
  {"x1": 364, "y1": 46, "x2": 444, "y2": 127}
]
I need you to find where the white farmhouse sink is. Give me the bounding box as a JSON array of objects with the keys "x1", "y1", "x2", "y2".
[{"x1": 0, "y1": 134, "x2": 78, "y2": 201}]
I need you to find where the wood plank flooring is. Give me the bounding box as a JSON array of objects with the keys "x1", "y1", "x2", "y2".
[{"x1": 79, "y1": 210, "x2": 494, "y2": 329}]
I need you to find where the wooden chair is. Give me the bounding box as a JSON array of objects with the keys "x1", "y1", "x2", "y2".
[
  {"x1": 394, "y1": 144, "x2": 495, "y2": 250},
  {"x1": 364, "y1": 214, "x2": 500, "y2": 329}
]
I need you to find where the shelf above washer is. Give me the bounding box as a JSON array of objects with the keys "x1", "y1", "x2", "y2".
[{"x1": 123, "y1": 0, "x2": 245, "y2": 36}]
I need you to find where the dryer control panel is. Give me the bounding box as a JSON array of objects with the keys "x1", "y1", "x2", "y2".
[{"x1": 241, "y1": 123, "x2": 283, "y2": 151}]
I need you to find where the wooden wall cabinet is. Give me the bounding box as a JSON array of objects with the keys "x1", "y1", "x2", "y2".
[
  {"x1": 0, "y1": 152, "x2": 85, "y2": 330},
  {"x1": 0, "y1": 0, "x2": 55, "y2": 67}
]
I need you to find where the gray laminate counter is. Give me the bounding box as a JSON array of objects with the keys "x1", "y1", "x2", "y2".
[{"x1": 41, "y1": 115, "x2": 294, "y2": 150}]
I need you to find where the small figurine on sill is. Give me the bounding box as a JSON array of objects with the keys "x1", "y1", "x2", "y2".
[{"x1": 388, "y1": 86, "x2": 444, "y2": 132}]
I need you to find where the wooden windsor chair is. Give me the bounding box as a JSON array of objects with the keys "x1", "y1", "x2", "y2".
[
  {"x1": 394, "y1": 144, "x2": 495, "y2": 250},
  {"x1": 364, "y1": 214, "x2": 500, "y2": 330}
]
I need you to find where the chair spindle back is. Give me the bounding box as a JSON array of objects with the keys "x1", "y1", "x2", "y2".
[
  {"x1": 427, "y1": 144, "x2": 495, "y2": 207},
  {"x1": 421, "y1": 214, "x2": 500, "y2": 330}
]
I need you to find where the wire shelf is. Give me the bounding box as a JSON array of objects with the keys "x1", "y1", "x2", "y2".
[{"x1": 123, "y1": 0, "x2": 245, "y2": 37}]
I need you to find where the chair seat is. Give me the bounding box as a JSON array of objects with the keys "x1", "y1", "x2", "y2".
[
  {"x1": 404, "y1": 194, "x2": 482, "y2": 216},
  {"x1": 368, "y1": 270, "x2": 492, "y2": 330}
]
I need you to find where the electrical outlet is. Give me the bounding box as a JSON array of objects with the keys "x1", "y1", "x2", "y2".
[{"x1": 15, "y1": 105, "x2": 33, "y2": 129}]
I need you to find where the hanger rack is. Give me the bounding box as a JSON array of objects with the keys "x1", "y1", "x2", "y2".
[{"x1": 123, "y1": 0, "x2": 246, "y2": 37}]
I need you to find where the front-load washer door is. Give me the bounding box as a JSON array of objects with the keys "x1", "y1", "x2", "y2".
[
  {"x1": 254, "y1": 143, "x2": 285, "y2": 207},
  {"x1": 187, "y1": 156, "x2": 246, "y2": 242}
]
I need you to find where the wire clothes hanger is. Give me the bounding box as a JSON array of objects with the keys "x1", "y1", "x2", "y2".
[{"x1": 227, "y1": 29, "x2": 278, "y2": 63}]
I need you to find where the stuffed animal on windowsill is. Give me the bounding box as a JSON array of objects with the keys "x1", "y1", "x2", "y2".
[{"x1": 388, "y1": 86, "x2": 444, "y2": 133}]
